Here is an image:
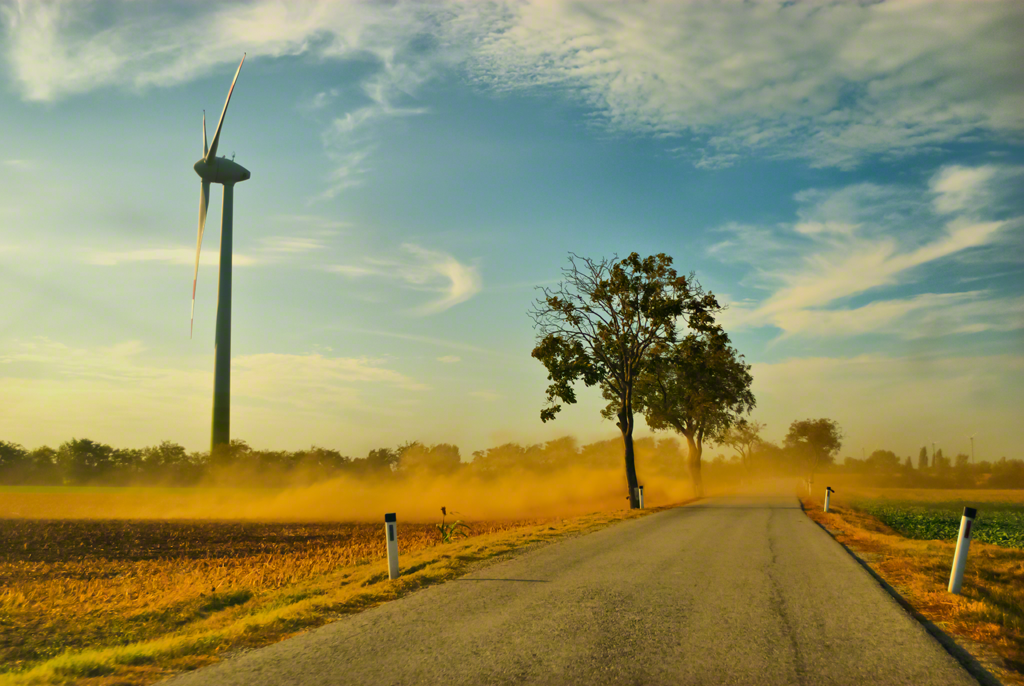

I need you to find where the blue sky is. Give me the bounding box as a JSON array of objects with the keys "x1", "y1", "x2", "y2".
[{"x1": 1, "y1": 0, "x2": 1022, "y2": 462}]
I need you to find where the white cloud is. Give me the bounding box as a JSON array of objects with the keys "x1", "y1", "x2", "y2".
[
  {"x1": 466, "y1": 0, "x2": 1024, "y2": 169},
  {"x1": 84, "y1": 248, "x2": 259, "y2": 267},
  {"x1": 5, "y1": 1, "x2": 1021, "y2": 173},
  {"x1": 770, "y1": 291, "x2": 1024, "y2": 340},
  {"x1": 752, "y1": 217, "x2": 1006, "y2": 325},
  {"x1": 929, "y1": 165, "x2": 999, "y2": 215},
  {"x1": 303, "y1": 88, "x2": 339, "y2": 111},
  {"x1": 398, "y1": 244, "x2": 482, "y2": 315},
  {"x1": 326, "y1": 264, "x2": 380, "y2": 278},
  {"x1": 321, "y1": 148, "x2": 373, "y2": 199},
  {"x1": 437, "y1": 355, "x2": 461, "y2": 364},
  {"x1": 257, "y1": 236, "x2": 326, "y2": 254},
  {"x1": 270, "y1": 214, "x2": 349, "y2": 232},
  {"x1": 469, "y1": 390, "x2": 500, "y2": 402},
  {"x1": 929, "y1": 164, "x2": 1024, "y2": 219},
  {"x1": 326, "y1": 243, "x2": 481, "y2": 314},
  {"x1": 692, "y1": 151, "x2": 740, "y2": 171},
  {"x1": 709, "y1": 163, "x2": 1024, "y2": 338}
]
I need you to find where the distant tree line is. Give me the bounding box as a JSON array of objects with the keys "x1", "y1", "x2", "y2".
[
  {"x1": 831, "y1": 446, "x2": 1024, "y2": 489},
  {"x1": 2, "y1": 432, "x2": 1019, "y2": 489},
  {"x1": 0, "y1": 436, "x2": 648, "y2": 487}
]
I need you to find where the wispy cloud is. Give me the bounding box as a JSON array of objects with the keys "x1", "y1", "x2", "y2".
[
  {"x1": 930, "y1": 165, "x2": 1000, "y2": 215},
  {"x1": 234, "y1": 352, "x2": 428, "y2": 402},
  {"x1": 6, "y1": 1, "x2": 1021, "y2": 176},
  {"x1": 710, "y1": 164, "x2": 1024, "y2": 339},
  {"x1": 437, "y1": 355, "x2": 460, "y2": 364},
  {"x1": 466, "y1": 1, "x2": 1024, "y2": 169},
  {"x1": 2, "y1": 158, "x2": 37, "y2": 169},
  {"x1": 326, "y1": 243, "x2": 481, "y2": 315},
  {"x1": 270, "y1": 214, "x2": 349, "y2": 232},
  {"x1": 762, "y1": 291, "x2": 1024, "y2": 340},
  {"x1": 257, "y1": 236, "x2": 327, "y2": 254},
  {"x1": 84, "y1": 248, "x2": 259, "y2": 267},
  {"x1": 323, "y1": 327, "x2": 502, "y2": 358},
  {"x1": 0, "y1": 337, "x2": 428, "y2": 447},
  {"x1": 320, "y1": 148, "x2": 373, "y2": 199}
]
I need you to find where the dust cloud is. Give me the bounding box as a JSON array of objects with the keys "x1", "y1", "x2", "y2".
[{"x1": 0, "y1": 436, "x2": 809, "y2": 521}]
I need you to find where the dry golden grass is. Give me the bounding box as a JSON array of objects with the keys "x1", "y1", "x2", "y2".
[
  {"x1": 0, "y1": 517, "x2": 559, "y2": 671},
  {"x1": 802, "y1": 495, "x2": 1024, "y2": 685},
  {"x1": 0, "y1": 505, "x2": 667, "y2": 685},
  {"x1": 818, "y1": 479, "x2": 1024, "y2": 505}
]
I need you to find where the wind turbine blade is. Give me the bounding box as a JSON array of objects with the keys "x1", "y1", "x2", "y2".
[
  {"x1": 191, "y1": 180, "x2": 211, "y2": 338},
  {"x1": 203, "y1": 110, "x2": 208, "y2": 157},
  {"x1": 206, "y1": 53, "x2": 245, "y2": 162}
]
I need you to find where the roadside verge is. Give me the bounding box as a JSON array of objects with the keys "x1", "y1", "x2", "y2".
[{"x1": 799, "y1": 496, "x2": 1020, "y2": 686}]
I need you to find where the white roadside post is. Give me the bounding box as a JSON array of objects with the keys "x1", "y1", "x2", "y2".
[
  {"x1": 637, "y1": 485, "x2": 645, "y2": 509},
  {"x1": 824, "y1": 486, "x2": 835, "y2": 513},
  {"x1": 948, "y1": 506, "x2": 977, "y2": 594},
  {"x1": 385, "y1": 512, "x2": 399, "y2": 580}
]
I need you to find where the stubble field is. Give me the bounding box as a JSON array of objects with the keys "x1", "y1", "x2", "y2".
[
  {"x1": 0, "y1": 483, "x2": 660, "y2": 685},
  {"x1": 0, "y1": 516, "x2": 562, "y2": 676}
]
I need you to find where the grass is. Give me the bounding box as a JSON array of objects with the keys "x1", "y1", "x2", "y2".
[
  {"x1": 0, "y1": 506, "x2": 667, "y2": 685},
  {"x1": 802, "y1": 490, "x2": 1024, "y2": 686}
]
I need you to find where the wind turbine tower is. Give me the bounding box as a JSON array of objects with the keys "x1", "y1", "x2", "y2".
[{"x1": 190, "y1": 54, "x2": 250, "y2": 456}]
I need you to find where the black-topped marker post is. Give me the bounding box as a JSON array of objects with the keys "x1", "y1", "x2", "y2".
[
  {"x1": 637, "y1": 485, "x2": 645, "y2": 509},
  {"x1": 384, "y1": 513, "x2": 399, "y2": 580},
  {"x1": 824, "y1": 486, "x2": 835, "y2": 513},
  {"x1": 948, "y1": 506, "x2": 977, "y2": 594}
]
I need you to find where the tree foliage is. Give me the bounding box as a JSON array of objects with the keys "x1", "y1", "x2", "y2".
[
  {"x1": 398, "y1": 442, "x2": 462, "y2": 475},
  {"x1": 784, "y1": 418, "x2": 843, "y2": 481},
  {"x1": 529, "y1": 252, "x2": 721, "y2": 507},
  {"x1": 721, "y1": 419, "x2": 766, "y2": 474},
  {"x1": 629, "y1": 326, "x2": 755, "y2": 496}
]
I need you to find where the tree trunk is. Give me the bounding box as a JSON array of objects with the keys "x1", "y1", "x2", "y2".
[
  {"x1": 618, "y1": 405, "x2": 640, "y2": 509},
  {"x1": 808, "y1": 448, "x2": 820, "y2": 486},
  {"x1": 684, "y1": 432, "x2": 704, "y2": 498}
]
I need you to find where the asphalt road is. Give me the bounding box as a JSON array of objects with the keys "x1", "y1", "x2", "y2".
[{"x1": 165, "y1": 495, "x2": 979, "y2": 686}]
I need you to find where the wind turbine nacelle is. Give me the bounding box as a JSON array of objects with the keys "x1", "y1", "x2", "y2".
[{"x1": 194, "y1": 157, "x2": 251, "y2": 185}]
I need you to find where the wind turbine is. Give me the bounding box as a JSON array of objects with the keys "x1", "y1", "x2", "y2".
[
  {"x1": 190, "y1": 54, "x2": 250, "y2": 456},
  {"x1": 968, "y1": 434, "x2": 975, "y2": 463}
]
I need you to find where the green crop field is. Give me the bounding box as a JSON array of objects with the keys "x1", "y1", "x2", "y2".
[{"x1": 852, "y1": 499, "x2": 1024, "y2": 549}]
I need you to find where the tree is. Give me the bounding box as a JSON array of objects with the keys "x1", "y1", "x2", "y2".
[
  {"x1": 631, "y1": 326, "x2": 755, "y2": 497},
  {"x1": 209, "y1": 438, "x2": 252, "y2": 470},
  {"x1": 295, "y1": 446, "x2": 352, "y2": 479},
  {"x1": 27, "y1": 446, "x2": 59, "y2": 484},
  {"x1": 784, "y1": 419, "x2": 843, "y2": 485},
  {"x1": 865, "y1": 449, "x2": 900, "y2": 471},
  {"x1": 530, "y1": 253, "x2": 720, "y2": 508},
  {"x1": 0, "y1": 441, "x2": 29, "y2": 483},
  {"x1": 720, "y1": 419, "x2": 765, "y2": 476},
  {"x1": 56, "y1": 438, "x2": 118, "y2": 484},
  {"x1": 399, "y1": 442, "x2": 462, "y2": 476},
  {"x1": 917, "y1": 446, "x2": 928, "y2": 470},
  {"x1": 141, "y1": 441, "x2": 194, "y2": 483},
  {"x1": 364, "y1": 447, "x2": 400, "y2": 474}
]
